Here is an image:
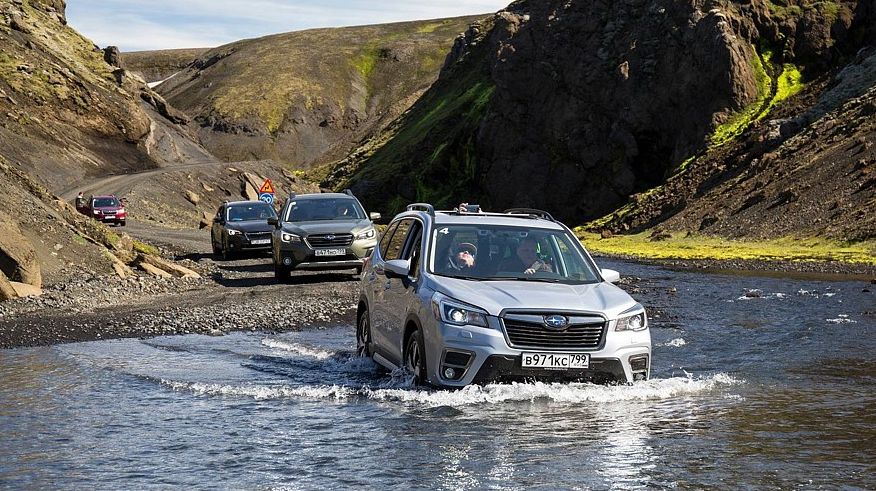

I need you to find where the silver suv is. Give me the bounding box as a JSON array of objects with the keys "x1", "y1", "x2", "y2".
[{"x1": 357, "y1": 204, "x2": 651, "y2": 388}]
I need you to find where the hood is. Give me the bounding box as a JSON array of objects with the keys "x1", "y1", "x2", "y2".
[
  {"x1": 225, "y1": 220, "x2": 274, "y2": 233},
  {"x1": 282, "y1": 219, "x2": 373, "y2": 236},
  {"x1": 431, "y1": 276, "x2": 639, "y2": 318}
]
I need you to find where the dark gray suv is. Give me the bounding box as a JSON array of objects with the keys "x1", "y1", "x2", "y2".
[{"x1": 269, "y1": 192, "x2": 380, "y2": 280}]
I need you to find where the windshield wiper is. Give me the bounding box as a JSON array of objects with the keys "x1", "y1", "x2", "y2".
[{"x1": 492, "y1": 276, "x2": 561, "y2": 283}]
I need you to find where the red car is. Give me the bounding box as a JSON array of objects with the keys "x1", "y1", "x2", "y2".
[{"x1": 78, "y1": 195, "x2": 127, "y2": 226}]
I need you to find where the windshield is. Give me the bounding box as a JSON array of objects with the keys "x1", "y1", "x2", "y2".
[
  {"x1": 284, "y1": 198, "x2": 365, "y2": 222},
  {"x1": 227, "y1": 203, "x2": 277, "y2": 222},
  {"x1": 429, "y1": 224, "x2": 600, "y2": 284},
  {"x1": 92, "y1": 197, "x2": 119, "y2": 208}
]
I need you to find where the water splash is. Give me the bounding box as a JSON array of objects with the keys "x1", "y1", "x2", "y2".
[
  {"x1": 659, "y1": 338, "x2": 687, "y2": 347},
  {"x1": 161, "y1": 373, "x2": 740, "y2": 408},
  {"x1": 262, "y1": 338, "x2": 335, "y2": 360}
]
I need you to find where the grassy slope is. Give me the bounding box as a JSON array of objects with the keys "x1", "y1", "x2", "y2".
[
  {"x1": 158, "y1": 16, "x2": 485, "y2": 164},
  {"x1": 322, "y1": 17, "x2": 496, "y2": 215}
]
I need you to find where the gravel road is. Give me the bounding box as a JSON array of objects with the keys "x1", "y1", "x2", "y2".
[{"x1": 0, "y1": 220, "x2": 361, "y2": 348}]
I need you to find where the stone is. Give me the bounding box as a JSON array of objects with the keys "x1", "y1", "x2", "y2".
[
  {"x1": 139, "y1": 262, "x2": 172, "y2": 278},
  {"x1": 10, "y1": 281, "x2": 42, "y2": 298},
  {"x1": 0, "y1": 211, "x2": 42, "y2": 288},
  {"x1": 0, "y1": 270, "x2": 18, "y2": 301},
  {"x1": 103, "y1": 46, "x2": 122, "y2": 68},
  {"x1": 185, "y1": 190, "x2": 200, "y2": 205}
]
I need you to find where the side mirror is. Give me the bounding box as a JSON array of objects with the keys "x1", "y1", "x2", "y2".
[
  {"x1": 267, "y1": 217, "x2": 279, "y2": 227},
  {"x1": 384, "y1": 259, "x2": 410, "y2": 279},
  {"x1": 369, "y1": 212, "x2": 382, "y2": 222},
  {"x1": 601, "y1": 268, "x2": 620, "y2": 284}
]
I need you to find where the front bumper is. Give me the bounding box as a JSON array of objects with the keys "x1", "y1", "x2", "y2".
[
  {"x1": 93, "y1": 213, "x2": 126, "y2": 223},
  {"x1": 227, "y1": 234, "x2": 273, "y2": 252},
  {"x1": 424, "y1": 319, "x2": 651, "y2": 387},
  {"x1": 275, "y1": 237, "x2": 377, "y2": 271}
]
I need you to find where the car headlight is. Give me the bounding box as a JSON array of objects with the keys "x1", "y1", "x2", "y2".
[
  {"x1": 431, "y1": 292, "x2": 489, "y2": 328},
  {"x1": 615, "y1": 306, "x2": 648, "y2": 331},
  {"x1": 227, "y1": 229, "x2": 242, "y2": 236},
  {"x1": 355, "y1": 227, "x2": 376, "y2": 240},
  {"x1": 117, "y1": 208, "x2": 125, "y2": 214},
  {"x1": 93, "y1": 210, "x2": 100, "y2": 214},
  {"x1": 281, "y1": 232, "x2": 301, "y2": 243}
]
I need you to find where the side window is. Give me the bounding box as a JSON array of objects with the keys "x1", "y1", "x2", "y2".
[
  {"x1": 403, "y1": 222, "x2": 424, "y2": 278},
  {"x1": 384, "y1": 219, "x2": 413, "y2": 261},
  {"x1": 378, "y1": 221, "x2": 400, "y2": 259},
  {"x1": 556, "y1": 236, "x2": 583, "y2": 277},
  {"x1": 215, "y1": 206, "x2": 224, "y2": 222}
]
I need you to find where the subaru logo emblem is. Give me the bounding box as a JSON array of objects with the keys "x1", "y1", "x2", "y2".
[
  {"x1": 543, "y1": 315, "x2": 569, "y2": 330},
  {"x1": 326, "y1": 234, "x2": 336, "y2": 241}
]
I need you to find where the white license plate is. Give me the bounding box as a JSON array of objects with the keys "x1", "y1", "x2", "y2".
[
  {"x1": 521, "y1": 352, "x2": 589, "y2": 369},
  {"x1": 315, "y1": 248, "x2": 345, "y2": 257},
  {"x1": 251, "y1": 239, "x2": 271, "y2": 245}
]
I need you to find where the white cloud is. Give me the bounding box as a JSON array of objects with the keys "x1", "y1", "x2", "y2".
[{"x1": 66, "y1": 0, "x2": 511, "y2": 51}]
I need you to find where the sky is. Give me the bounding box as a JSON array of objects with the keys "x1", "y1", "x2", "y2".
[{"x1": 66, "y1": 0, "x2": 511, "y2": 52}]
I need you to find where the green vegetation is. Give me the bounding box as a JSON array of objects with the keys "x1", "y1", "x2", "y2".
[
  {"x1": 577, "y1": 231, "x2": 876, "y2": 265},
  {"x1": 711, "y1": 46, "x2": 774, "y2": 146},
  {"x1": 133, "y1": 240, "x2": 159, "y2": 256}
]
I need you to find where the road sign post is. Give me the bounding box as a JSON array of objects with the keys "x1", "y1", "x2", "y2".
[{"x1": 258, "y1": 179, "x2": 275, "y2": 206}]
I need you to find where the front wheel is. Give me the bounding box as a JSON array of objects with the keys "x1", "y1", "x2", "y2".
[
  {"x1": 274, "y1": 264, "x2": 290, "y2": 282},
  {"x1": 356, "y1": 308, "x2": 372, "y2": 357},
  {"x1": 405, "y1": 328, "x2": 427, "y2": 386}
]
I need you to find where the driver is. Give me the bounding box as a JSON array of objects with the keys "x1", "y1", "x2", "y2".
[{"x1": 502, "y1": 237, "x2": 552, "y2": 275}]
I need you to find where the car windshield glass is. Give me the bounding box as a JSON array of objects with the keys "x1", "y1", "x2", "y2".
[
  {"x1": 92, "y1": 197, "x2": 119, "y2": 208},
  {"x1": 284, "y1": 198, "x2": 365, "y2": 222},
  {"x1": 227, "y1": 203, "x2": 277, "y2": 222},
  {"x1": 429, "y1": 224, "x2": 600, "y2": 284}
]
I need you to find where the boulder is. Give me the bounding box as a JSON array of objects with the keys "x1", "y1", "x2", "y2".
[
  {"x1": 139, "y1": 254, "x2": 200, "y2": 279},
  {"x1": 103, "y1": 46, "x2": 122, "y2": 68},
  {"x1": 240, "y1": 172, "x2": 265, "y2": 201},
  {"x1": 10, "y1": 281, "x2": 42, "y2": 298},
  {"x1": 185, "y1": 190, "x2": 200, "y2": 205},
  {"x1": 138, "y1": 262, "x2": 172, "y2": 278},
  {"x1": 0, "y1": 270, "x2": 18, "y2": 302},
  {"x1": 0, "y1": 211, "x2": 42, "y2": 288}
]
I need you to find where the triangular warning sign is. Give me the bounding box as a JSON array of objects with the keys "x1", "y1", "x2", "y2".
[{"x1": 258, "y1": 179, "x2": 275, "y2": 194}]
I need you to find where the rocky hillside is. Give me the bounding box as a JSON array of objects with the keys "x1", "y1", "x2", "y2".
[
  {"x1": 324, "y1": 0, "x2": 875, "y2": 242},
  {"x1": 156, "y1": 15, "x2": 485, "y2": 166},
  {"x1": 122, "y1": 48, "x2": 208, "y2": 84}
]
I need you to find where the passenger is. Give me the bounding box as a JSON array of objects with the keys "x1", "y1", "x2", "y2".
[
  {"x1": 336, "y1": 203, "x2": 351, "y2": 218},
  {"x1": 444, "y1": 242, "x2": 477, "y2": 271},
  {"x1": 502, "y1": 238, "x2": 553, "y2": 275},
  {"x1": 75, "y1": 192, "x2": 86, "y2": 210}
]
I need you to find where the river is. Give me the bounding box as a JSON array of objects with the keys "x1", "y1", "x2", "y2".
[{"x1": 1, "y1": 259, "x2": 874, "y2": 489}]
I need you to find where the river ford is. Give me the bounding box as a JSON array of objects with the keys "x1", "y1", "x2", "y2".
[{"x1": 1, "y1": 259, "x2": 874, "y2": 490}]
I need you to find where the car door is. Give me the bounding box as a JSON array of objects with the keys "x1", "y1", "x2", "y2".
[
  {"x1": 367, "y1": 220, "x2": 400, "y2": 354},
  {"x1": 211, "y1": 205, "x2": 225, "y2": 247},
  {"x1": 370, "y1": 219, "x2": 414, "y2": 363},
  {"x1": 382, "y1": 219, "x2": 424, "y2": 363}
]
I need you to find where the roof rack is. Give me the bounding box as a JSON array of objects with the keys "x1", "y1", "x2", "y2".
[
  {"x1": 343, "y1": 189, "x2": 354, "y2": 197},
  {"x1": 502, "y1": 208, "x2": 556, "y2": 221},
  {"x1": 406, "y1": 203, "x2": 435, "y2": 216}
]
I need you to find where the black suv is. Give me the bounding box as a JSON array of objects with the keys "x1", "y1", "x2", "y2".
[
  {"x1": 211, "y1": 200, "x2": 277, "y2": 259},
  {"x1": 269, "y1": 192, "x2": 379, "y2": 280}
]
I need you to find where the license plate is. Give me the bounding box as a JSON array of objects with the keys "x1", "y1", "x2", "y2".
[
  {"x1": 251, "y1": 239, "x2": 271, "y2": 245},
  {"x1": 521, "y1": 352, "x2": 589, "y2": 369},
  {"x1": 315, "y1": 248, "x2": 345, "y2": 257}
]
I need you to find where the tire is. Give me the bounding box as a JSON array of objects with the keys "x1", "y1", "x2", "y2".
[
  {"x1": 212, "y1": 239, "x2": 221, "y2": 256},
  {"x1": 405, "y1": 328, "x2": 427, "y2": 386},
  {"x1": 120, "y1": 221, "x2": 126, "y2": 227},
  {"x1": 221, "y1": 240, "x2": 233, "y2": 261},
  {"x1": 274, "y1": 264, "x2": 290, "y2": 282},
  {"x1": 356, "y1": 308, "x2": 372, "y2": 357}
]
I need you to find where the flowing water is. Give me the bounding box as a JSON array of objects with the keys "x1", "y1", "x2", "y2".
[{"x1": 1, "y1": 260, "x2": 874, "y2": 490}]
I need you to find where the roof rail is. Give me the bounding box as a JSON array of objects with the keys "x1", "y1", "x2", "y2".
[
  {"x1": 406, "y1": 203, "x2": 435, "y2": 216},
  {"x1": 503, "y1": 208, "x2": 556, "y2": 221},
  {"x1": 343, "y1": 189, "x2": 354, "y2": 197}
]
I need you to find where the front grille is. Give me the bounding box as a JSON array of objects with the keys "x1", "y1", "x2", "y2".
[
  {"x1": 245, "y1": 232, "x2": 272, "y2": 241},
  {"x1": 502, "y1": 315, "x2": 606, "y2": 350},
  {"x1": 307, "y1": 233, "x2": 353, "y2": 247}
]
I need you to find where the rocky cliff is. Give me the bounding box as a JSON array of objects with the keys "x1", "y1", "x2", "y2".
[
  {"x1": 156, "y1": 16, "x2": 486, "y2": 166},
  {"x1": 325, "y1": 0, "x2": 874, "y2": 241}
]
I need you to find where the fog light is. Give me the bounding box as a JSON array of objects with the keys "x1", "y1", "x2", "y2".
[
  {"x1": 283, "y1": 257, "x2": 292, "y2": 266},
  {"x1": 443, "y1": 367, "x2": 456, "y2": 379}
]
